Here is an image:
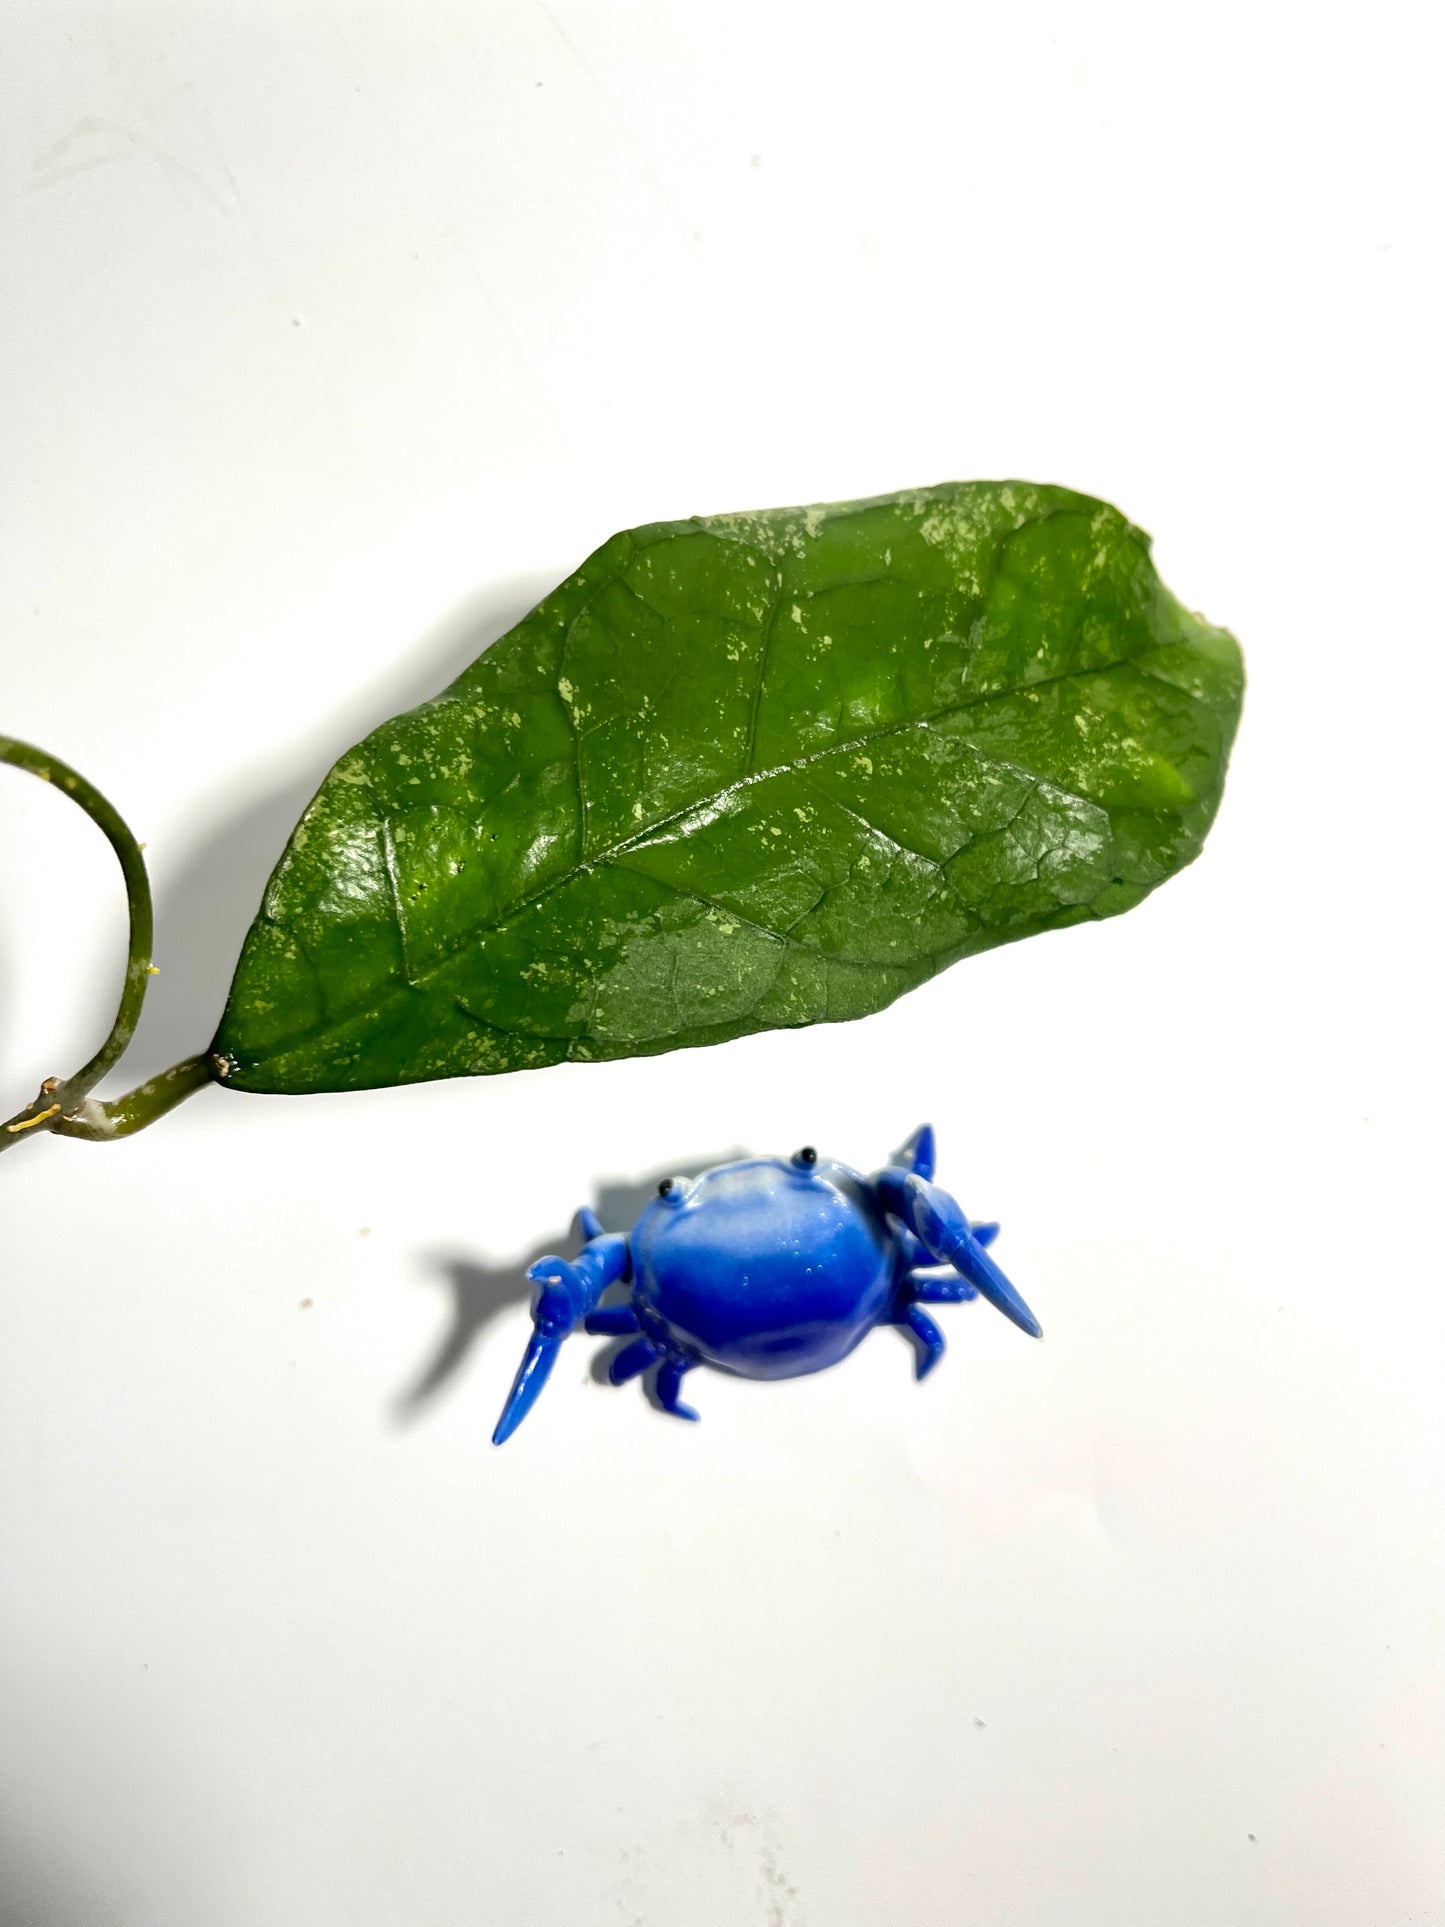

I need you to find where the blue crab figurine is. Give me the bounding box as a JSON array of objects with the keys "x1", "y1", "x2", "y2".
[{"x1": 493, "y1": 1125, "x2": 1040, "y2": 1442}]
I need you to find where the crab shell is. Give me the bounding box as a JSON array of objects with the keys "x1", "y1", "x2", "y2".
[{"x1": 630, "y1": 1155, "x2": 896, "y2": 1379}]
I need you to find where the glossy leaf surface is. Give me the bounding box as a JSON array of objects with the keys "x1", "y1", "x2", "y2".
[{"x1": 213, "y1": 482, "x2": 1243, "y2": 1093}]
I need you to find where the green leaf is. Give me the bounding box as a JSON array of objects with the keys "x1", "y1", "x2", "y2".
[{"x1": 212, "y1": 482, "x2": 1244, "y2": 1095}]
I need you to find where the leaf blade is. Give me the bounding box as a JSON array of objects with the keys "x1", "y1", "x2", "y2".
[{"x1": 212, "y1": 482, "x2": 1243, "y2": 1094}]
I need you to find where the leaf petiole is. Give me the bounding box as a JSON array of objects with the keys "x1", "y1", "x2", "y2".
[{"x1": 0, "y1": 737, "x2": 213, "y2": 1151}]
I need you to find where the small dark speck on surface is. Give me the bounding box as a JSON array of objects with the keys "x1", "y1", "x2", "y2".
[
  {"x1": 1248, "y1": 1833, "x2": 1257, "y2": 1843},
  {"x1": 299, "y1": 1298, "x2": 313, "y2": 1310},
  {"x1": 974, "y1": 1717, "x2": 986, "y2": 1728}
]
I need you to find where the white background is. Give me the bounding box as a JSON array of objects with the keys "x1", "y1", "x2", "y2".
[{"x1": 1, "y1": 4, "x2": 1441, "y2": 1923}]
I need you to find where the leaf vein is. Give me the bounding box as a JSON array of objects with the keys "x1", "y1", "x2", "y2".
[
  {"x1": 742, "y1": 565, "x2": 786, "y2": 775},
  {"x1": 378, "y1": 817, "x2": 416, "y2": 986}
]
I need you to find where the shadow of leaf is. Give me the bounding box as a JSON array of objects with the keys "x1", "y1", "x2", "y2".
[{"x1": 102, "y1": 570, "x2": 561, "y2": 1087}]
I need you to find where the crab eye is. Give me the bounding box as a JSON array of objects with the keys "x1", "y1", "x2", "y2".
[
  {"x1": 795, "y1": 1145, "x2": 817, "y2": 1166},
  {"x1": 658, "y1": 1178, "x2": 674, "y2": 1196}
]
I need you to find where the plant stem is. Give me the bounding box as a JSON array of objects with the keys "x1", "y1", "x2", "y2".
[
  {"x1": 0, "y1": 738, "x2": 213, "y2": 1151},
  {"x1": 47, "y1": 1052, "x2": 217, "y2": 1140}
]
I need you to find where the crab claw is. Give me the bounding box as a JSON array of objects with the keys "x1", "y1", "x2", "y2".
[
  {"x1": 492, "y1": 1330, "x2": 564, "y2": 1445},
  {"x1": 492, "y1": 1231, "x2": 632, "y2": 1445},
  {"x1": 490, "y1": 1263, "x2": 579, "y2": 1444},
  {"x1": 905, "y1": 1175, "x2": 1041, "y2": 1339},
  {"x1": 876, "y1": 1166, "x2": 1041, "y2": 1340},
  {"x1": 527, "y1": 1257, "x2": 592, "y2": 1334}
]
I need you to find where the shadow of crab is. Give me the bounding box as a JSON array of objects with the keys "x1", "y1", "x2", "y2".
[{"x1": 394, "y1": 1150, "x2": 743, "y2": 1423}]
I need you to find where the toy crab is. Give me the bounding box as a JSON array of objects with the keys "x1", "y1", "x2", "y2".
[{"x1": 493, "y1": 1125, "x2": 1040, "y2": 1442}]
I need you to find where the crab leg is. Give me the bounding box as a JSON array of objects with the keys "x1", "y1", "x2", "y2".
[
  {"x1": 907, "y1": 1271, "x2": 976, "y2": 1304},
  {"x1": 584, "y1": 1304, "x2": 640, "y2": 1336},
  {"x1": 895, "y1": 1122, "x2": 936, "y2": 1180},
  {"x1": 656, "y1": 1357, "x2": 700, "y2": 1422},
  {"x1": 898, "y1": 1303, "x2": 947, "y2": 1377},
  {"x1": 609, "y1": 1336, "x2": 661, "y2": 1384}
]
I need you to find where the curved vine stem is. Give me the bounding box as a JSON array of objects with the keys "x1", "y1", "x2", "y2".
[{"x1": 0, "y1": 738, "x2": 213, "y2": 1151}]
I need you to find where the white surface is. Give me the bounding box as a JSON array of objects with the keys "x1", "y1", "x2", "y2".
[{"x1": 1, "y1": 4, "x2": 1441, "y2": 1923}]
